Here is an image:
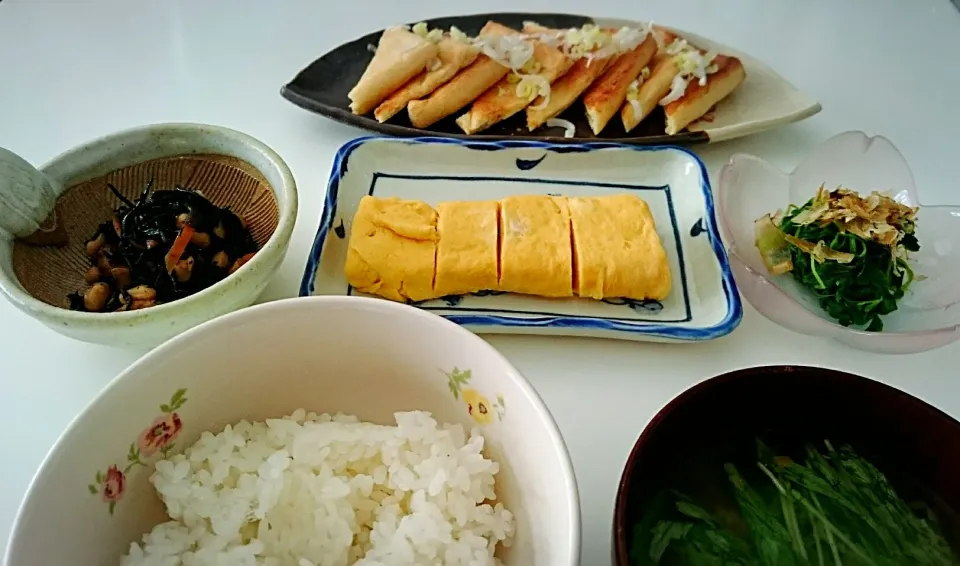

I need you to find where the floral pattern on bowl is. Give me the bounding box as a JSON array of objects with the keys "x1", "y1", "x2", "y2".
[
  {"x1": 717, "y1": 131, "x2": 960, "y2": 354},
  {"x1": 444, "y1": 367, "x2": 506, "y2": 425},
  {"x1": 87, "y1": 388, "x2": 187, "y2": 514}
]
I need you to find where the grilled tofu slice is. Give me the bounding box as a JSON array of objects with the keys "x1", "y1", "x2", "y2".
[
  {"x1": 455, "y1": 33, "x2": 574, "y2": 134},
  {"x1": 620, "y1": 52, "x2": 679, "y2": 133},
  {"x1": 521, "y1": 23, "x2": 618, "y2": 131},
  {"x1": 374, "y1": 36, "x2": 480, "y2": 123},
  {"x1": 348, "y1": 26, "x2": 439, "y2": 115},
  {"x1": 582, "y1": 33, "x2": 657, "y2": 135},
  {"x1": 663, "y1": 54, "x2": 745, "y2": 135},
  {"x1": 406, "y1": 21, "x2": 517, "y2": 129}
]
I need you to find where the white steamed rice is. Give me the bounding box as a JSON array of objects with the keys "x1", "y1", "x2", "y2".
[{"x1": 120, "y1": 410, "x2": 515, "y2": 566}]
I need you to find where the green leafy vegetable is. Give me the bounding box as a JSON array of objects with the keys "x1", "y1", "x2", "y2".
[
  {"x1": 633, "y1": 440, "x2": 957, "y2": 566},
  {"x1": 754, "y1": 186, "x2": 920, "y2": 332},
  {"x1": 778, "y1": 208, "x2": 917, "y2": 332}
]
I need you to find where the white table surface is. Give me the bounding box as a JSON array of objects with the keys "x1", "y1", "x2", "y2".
[{"x1": 1, "y1": 0, "x2": 959, "y2": 563}]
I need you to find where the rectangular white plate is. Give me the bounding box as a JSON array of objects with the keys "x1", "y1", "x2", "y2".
[{"x1": 300, "y1": 137, "x2": 742, "y2": 342}]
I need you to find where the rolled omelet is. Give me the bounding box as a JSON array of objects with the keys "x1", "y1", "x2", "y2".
[
  {"x1": 498, "y1": 195, "x2": 573, "y2": 298},
  {"x1": 344, "y1": 193, "x2": 672, "y2": 304},
  {"x1": 433, "y1": 200, "x2": 500, "y2": 297},
  {"x1": 348, "y1": 26, "x2": 439, "y2": 116},
  {"x1": 374, "y1": 35, "x2": 480, "y2": 123},
  {"x1": 344, "y1": 195, "x2": 438, "y2": 302},
  {"x1": 568, "y1": 194, "x2": 670, "y2": 301}
]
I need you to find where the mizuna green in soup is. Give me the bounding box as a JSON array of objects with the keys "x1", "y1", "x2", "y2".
[{"x1": 631, "y1": 438, "x2": 958, "y2": 566}]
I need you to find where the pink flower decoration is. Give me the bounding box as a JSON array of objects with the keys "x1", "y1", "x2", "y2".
[
  {"x1": 137, "y1": 412, "x2": 183, "y2": 457},
  {"x1": 101, "y1": 465, "x2": 125, "y2": 503}
]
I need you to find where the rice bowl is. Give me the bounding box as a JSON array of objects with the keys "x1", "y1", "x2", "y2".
[{"x1": 4, "y1": 296, "x2": 579, "y2": 566}]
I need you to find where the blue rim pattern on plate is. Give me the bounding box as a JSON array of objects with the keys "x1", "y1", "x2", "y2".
[{"x1": 300, "y1": 136, "x2": 743, "y2": 341}]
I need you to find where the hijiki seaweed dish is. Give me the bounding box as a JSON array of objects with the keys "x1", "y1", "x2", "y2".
[
  {"x1": 69, "y1": 181, "x2": 257, "y2": 313},
  {"x1": 754, "y1": 185, "x2": 920, "y2": 332}
]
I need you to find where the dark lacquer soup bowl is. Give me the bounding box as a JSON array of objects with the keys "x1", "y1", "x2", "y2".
[{"x1": 613, "y1": 365, "x2": 960, "y2": 566}]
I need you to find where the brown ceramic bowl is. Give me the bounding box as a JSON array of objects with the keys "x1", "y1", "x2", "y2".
[
  {"x1": 0, "y1": 123, "x2": 297, "y2": 348},
  {"x1": 613, "y1": 365, "x2": 960, "y2": 565}
]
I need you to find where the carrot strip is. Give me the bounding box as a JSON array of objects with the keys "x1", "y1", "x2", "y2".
[{"x1": 164, "y1": 224, "x2": 195, "y2": 273}]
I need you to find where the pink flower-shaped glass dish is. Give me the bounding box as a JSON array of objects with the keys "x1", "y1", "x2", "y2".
[{"x1": 717, "y1": 131, "x2": 960, "y2": 354}]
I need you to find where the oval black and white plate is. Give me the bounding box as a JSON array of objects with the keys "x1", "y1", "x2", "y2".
[{"x1": 281, "y1": 12, "x2": 821, "y2": 145}]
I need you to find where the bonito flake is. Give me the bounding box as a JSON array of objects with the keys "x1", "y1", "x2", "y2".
[{"x1": 789, "y1": 184, "x2": 918, "y2": 248}]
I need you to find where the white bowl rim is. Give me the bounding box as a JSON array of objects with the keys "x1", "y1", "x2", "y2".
[
  {"x1": 0, "y1": 122, "x2": 299, "y2": 323},
  {"x1": 3, "y1": 295, "x2": 582, "y2": 564}
]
